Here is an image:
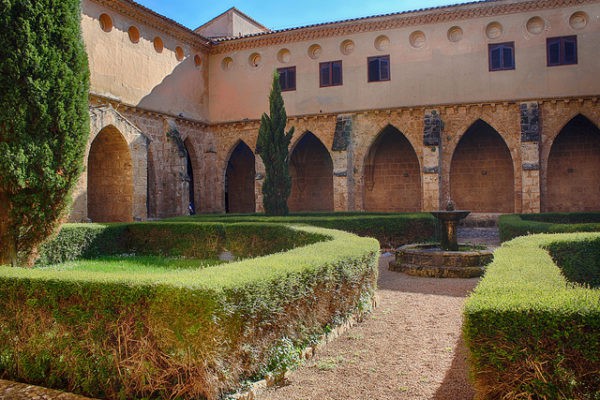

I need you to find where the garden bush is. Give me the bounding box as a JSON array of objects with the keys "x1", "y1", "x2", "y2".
[
  {"x1": 546, "y1": 236, "x2": 600, "y2": 288},
  {"x1": 0, "y1": 224, "x2": 379, "y2": 399},
  {"x1": 499, "y1": 212, "x2": 600, "y2": 242},
  {"x1": 167, "y1": 212, "x2": 436, "y2": 247},
  {"x1": 36, "y1": 222, "x2": 325, "y2": 265},
  {"x1": 464, "y1": 232, "x2": 600, "y2": 399}
]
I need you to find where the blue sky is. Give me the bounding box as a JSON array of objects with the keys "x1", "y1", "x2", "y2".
[{"x1": 135, "y1": 0, "x2": 476, "y2": 31}]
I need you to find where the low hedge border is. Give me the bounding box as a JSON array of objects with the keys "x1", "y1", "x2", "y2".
[
  {"x1": 0, "y1": 224, "x2": 379, "y2": 400},
  {"x1": 35, "y1": 222, "x2": 326, "y2": 266},
  {"x1": 167, "y1": 212, "x2": 436, "y2": 248},
  {"x1": 464, "y1": 232, "x2": 600, "y2": 399},
  {"x1": 546, "y1": 236, "x2": 600, "y2": 288},
  {"x1": 499, "y1": 212, "x2": 600, "y2": 242}
]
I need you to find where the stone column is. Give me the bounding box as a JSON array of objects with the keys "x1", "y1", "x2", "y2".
[
  {"x1": 520, "y1": 102, "x2": 541, "y2": 213},
  {"x1": 331, "y1": 115, "x2": 354, "y2": 211},
  {"x1": 422, "y1": 110, "x2": 442, "y2": 211},
  {"x1": 254, "y1": 157, "x2": 265, "y2": 213}
]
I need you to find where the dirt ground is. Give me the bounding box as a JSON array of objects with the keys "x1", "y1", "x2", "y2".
[{"x1": 258, "y1": 254, "x2": 478, "y2": 400}]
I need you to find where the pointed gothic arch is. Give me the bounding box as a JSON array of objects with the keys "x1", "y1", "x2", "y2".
[
  {"x1": 225, "y1": 140, "x2": 256, "y2": 213},
  {"x1": 546, "y1": 114, "x2": 600, "y2": 211},
  {"x1": 288, "y1": 131, "x2": 334, "y2": 212},
  {"x1": 87, "y1": 125, "x2": 134, "y2": 222},
  {"x1": 449, "y1": 119, "x2": 514, "y2": 212},
  {"x1": 363, "y1": 124, "x2": 421, "y2": 212}
]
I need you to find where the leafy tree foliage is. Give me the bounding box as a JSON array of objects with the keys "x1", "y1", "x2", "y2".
[
  {"x1": 257, "y1": 73, "x2": 294, "y2": 215},
  {"x1": 0, "y1": 0, "x2": 90, "y2": 266}
]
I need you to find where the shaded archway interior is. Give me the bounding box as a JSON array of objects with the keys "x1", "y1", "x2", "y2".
[
  {"x1": 183, "y1": 138, "x2": 198, "y2": 213},
  {"x1": 546, "y1": 115, "x2": 600, "y2": 212},
  {"x1": 225, "y1": 141, "x2": 256, "y2": 213},
  {"x1": 364, "y1": 125, "x2": 421, "y2": 212},
  {"x1": 450, "y1": 120, "x2": 514, "y2": 212},
  {"x1": 88, "y1": 126, "x2": 133, "y2": 222},
  {"x1": 288, "y1": 132, "x2": 334, "y2": 212}
]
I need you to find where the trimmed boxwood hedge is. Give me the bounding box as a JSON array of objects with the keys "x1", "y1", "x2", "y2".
[
  {"x1": 35, "y1": 222, "x2": 325, "y2": 265},
  {"x1": 546, "y1": 236, "x2": 600, "y2": 288},
  {"x1": 499, "y1": 212, "x2": 600, "y2": 242},
  {"x1": 464, "y1": 232, "x2": 600, "y2": 399},
  {"x1": 0, "y1": 224, "x2": 379, "y2": 399},
  {"x1": 167, "y1": 212, "x2": 436, "y2": 247}
]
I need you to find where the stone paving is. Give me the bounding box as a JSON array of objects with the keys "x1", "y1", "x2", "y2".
[{"x1": 0, "y1": 380, "x2": 92, "y2": 400}]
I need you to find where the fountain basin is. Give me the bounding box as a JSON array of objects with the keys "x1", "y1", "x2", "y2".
[{"x1": 389, "y1": 243, "x2": 493, "y2": 278}]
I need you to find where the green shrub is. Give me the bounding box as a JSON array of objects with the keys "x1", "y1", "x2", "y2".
[
  {"x1": 36, "y1": 222, "x2": 325, "y2": 266},
  {"x1": 0, "y1": 225, "x2": 379, "y2": 399},
  {"x1": 499, "y1": 213, "x2": 600, "y2": 242},
  {"x1": 0, "y1": 0, "x2": 90, "y2": 266},
  {"x1": 546, "y1": 236, "x2": 600, "y2": 288},
  {"x1": 167, "y1": 212, "x2": 436, "y2": 247},
  {"x1": 464, "y1": 233, "x2": 600, "y2": 400}
]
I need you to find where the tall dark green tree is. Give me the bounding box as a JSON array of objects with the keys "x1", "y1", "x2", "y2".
[
  {"x1": 257, "y1": 72, "x2": 294, "y2": 215},
  {"x1": 0, "y1": 0, "x2": 90, "y2": 266}
]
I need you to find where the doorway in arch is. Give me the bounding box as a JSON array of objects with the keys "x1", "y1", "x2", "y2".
[
  {"x1": 449, "y1": 120, "x2": 514, "y2": 212},
  {"x1": 363, "y1": 125, "x2": 421, "y2": 212},
  {"x1": 546, "y1": 115, "x2": 600, "y2": 212},
  {"x1": 288, "y1": 132, "x2": 334, "y2": 212},
  {"x1": 88, "y1": 126, "x2": 133, "y2": 222},
  {"x1": 225, "y1": 141, "x2": 256, "y2": 213}
]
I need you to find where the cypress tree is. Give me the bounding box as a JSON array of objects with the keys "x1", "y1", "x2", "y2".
[
  {"x1": 257, "y1": 72, "x2": 294, "y2": 215},
  {"x1": 0, "y1": 0, "x2": 90, "y2": 266}
]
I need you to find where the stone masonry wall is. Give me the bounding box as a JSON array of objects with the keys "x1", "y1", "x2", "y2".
[{"x1": 73, "y1": 96, "x2": 598, "y2": 221}]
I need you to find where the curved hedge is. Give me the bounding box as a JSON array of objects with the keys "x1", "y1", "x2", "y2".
[
  {"x1": 35, "y1": 222, "x2": 326, "y2": 265},
  {"x1": 0, "y1": 224, "x2": 379, "y2": 399},
  {"x1": 167, "y1": 212, "x2": 436, "y2": 247},
  {"x1": 499, "y1": 212, "x2": 600, "y2": 242},
  {"x1": 464, "y1": 232, "x2": 600, "y2": 399}
]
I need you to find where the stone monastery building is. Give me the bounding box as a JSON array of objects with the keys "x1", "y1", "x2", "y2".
[{"x1": 71, "y1": 0, "x2": 600, "y2": 222}]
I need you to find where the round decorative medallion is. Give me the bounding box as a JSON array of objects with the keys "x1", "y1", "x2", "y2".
[
  {"x1": 447, "y1": 26, "x2": 463, "y2": 42},
  {"x1": 374, "y1": 35, "x2": 390, "y2": 51},
  {"x1": 248, "y1": 53, "x2": 261, "y2": 68},
  {"x1": 308, "y1": 44, "x2": 322, "y2": 60},
  {"x1": 485, "y1": 22, "x2": 503, "y2": 39},
  {"x1": 569, "y1": 11, "x2": 588, "y2": 30},
  {"x1": 277, "y1": 48, "x2": 291, "y2": 63},
  {"x1": 340, "y1": 39, "x2": 355, "y2": 55},
  {"x1": 526, "y1": 16, "x2": 546, "y2": 34},
  {"x1": 222, "y1": 57, "x2": 233, "y2": 71},
  {"x1": 409, "y1": 31, "x2": 426, "y2": 48}
]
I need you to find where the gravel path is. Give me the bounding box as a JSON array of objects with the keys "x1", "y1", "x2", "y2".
[{"x1": 258, "y1": 254, "x2": 479, "y2": 400}]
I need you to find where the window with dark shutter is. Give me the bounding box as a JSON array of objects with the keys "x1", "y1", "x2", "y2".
[
  {"x1": 368, "y1": 55, "x2": 390, "y2": 82},
  {"x1": 277, "y1": 66, "x2": 296, "y2": 91},
  {"x1": 319, "y1": 61, "x2": 343, "y2": 87},
  {"x1": 547, "y1": 36, "x2": 577, "y2": 66},
  {"x1": 488, "y1": 42, "x2": 515, "y2": 71}
]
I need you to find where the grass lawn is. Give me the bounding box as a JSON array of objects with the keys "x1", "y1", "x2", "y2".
[{"x1": 39, "y1": 255, "x2": 225, "y2": 273}]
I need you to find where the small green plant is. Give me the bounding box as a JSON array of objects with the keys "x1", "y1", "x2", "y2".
[{"x1": 264, "y1": 337, "x2": 301, "y2": 375}]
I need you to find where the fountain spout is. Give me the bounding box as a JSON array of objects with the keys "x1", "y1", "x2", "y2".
[{"x1": 430, "y1": 201, "x2": 470, "y2": 251}]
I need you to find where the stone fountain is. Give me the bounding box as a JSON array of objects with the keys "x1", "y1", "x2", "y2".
[{"x1": 389, "y1": 200, "x2": 493, "y2": 278}]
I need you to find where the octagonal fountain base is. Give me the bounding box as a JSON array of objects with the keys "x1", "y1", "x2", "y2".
[{"x1": 389, "y1": 243, "x2": 493, "y2": 278}]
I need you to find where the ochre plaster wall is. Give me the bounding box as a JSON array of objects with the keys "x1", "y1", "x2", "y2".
[
  {"x1": 70, "y1": 0, "x2": 600, "y2": 220},
  {"x1": 81, "y1": 0, "x2": 209, "y2": 121},
  {"x1": 208, "y1": 3, "x2": 600, "y2": 123}
]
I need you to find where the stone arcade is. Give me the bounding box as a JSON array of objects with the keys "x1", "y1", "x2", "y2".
[{"x1": 70, "y1": 0, "x2": 600, "y2": 222}]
